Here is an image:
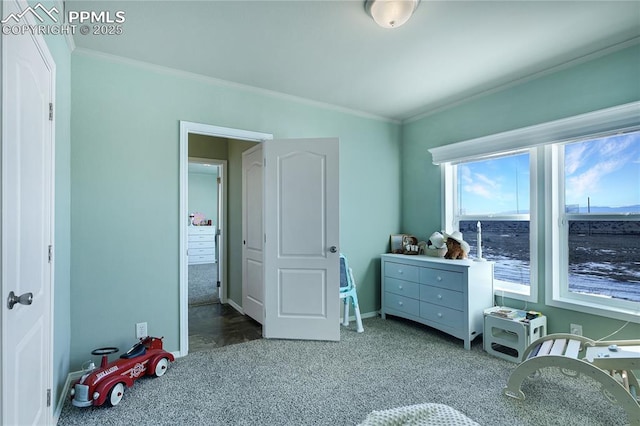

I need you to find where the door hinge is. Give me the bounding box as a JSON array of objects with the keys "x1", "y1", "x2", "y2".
[
  {"x1": 49, "y1": 103, "x2": 53, "y2": 121},
  {"x1": 47, "y1": 389, "x2": 51, "y2": 407},
  {"x1": 48, "y1": 245, "x2": 53, "y2": 263},
  {"x1": 217, "y1": 177, "x2": 221, "y2": 184},
  {"x1": 263, "y1": 158, "x2": 266, "y2": 167}
]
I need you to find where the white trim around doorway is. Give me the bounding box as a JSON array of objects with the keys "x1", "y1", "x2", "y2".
[{"x1": 178, "y1": 121, "x2": 273, "y2": 357}]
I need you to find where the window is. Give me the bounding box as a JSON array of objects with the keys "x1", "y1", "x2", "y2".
[
  {"x1": 548, "y1": 131, "x2": 640, "y2": 317},
  {"x1": 446, "y1": 151, "x2": 537, "y2": 300},
  {"x1": 431, "y1": 101, "x2": 639, "y2": 321}
]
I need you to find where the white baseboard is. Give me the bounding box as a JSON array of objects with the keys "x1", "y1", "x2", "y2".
[
  {"x1": 54, "y1": 370, "x2": 84, "y2": 424},
  {"x1": 361, "y1": 310, "x2": 379, "y2": 319},
  {"x1": 226, "y1": 298, "x2": 243, "y2": 314},
  {"x1": 340, "y1": 310, "x2": 378, "y2": 322}
]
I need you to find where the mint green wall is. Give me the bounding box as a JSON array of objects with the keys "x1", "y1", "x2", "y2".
[
  {"x1": 70, "y1": 51, "x2": 401, "y2": 367},
  {"x1": 188, "y1": 172, "x2": 218, "y2": 224},
  {"x1": 402, "y1": 44, "x2": 640, "y2": 340}
]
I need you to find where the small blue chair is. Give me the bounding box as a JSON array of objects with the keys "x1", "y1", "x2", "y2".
[{"x1": 340, "y1": 254, "x2": 364, "y2": 333}]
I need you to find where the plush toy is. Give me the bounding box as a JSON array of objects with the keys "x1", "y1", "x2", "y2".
[
  {"x1": 443, "y1": 231, "x2": 470, "y2": 260},
  {"x1": 402, "y1": 235, "x2": 420, "y2": 255},
  {"x1": 427, "y1": 232, "x2": 446, "y2": 250}
]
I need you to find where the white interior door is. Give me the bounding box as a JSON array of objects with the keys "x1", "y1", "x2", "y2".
[
  {"x1": 263, "y1": 138, "x2": 339, "y2": 341},
  {"x1": 242, "y1": 145, "x2": 264, "y2": 323},
  {"x1": 2, "y1": 0, "x2": 55, "y2": 422}
]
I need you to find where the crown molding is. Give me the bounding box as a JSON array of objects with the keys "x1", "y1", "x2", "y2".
[
  {"x1": 404, "y1": 36, "x2": 640, "y2": 125},
  {"x1": 72, "y1": 48, "x2": 400, "y2": 125}
]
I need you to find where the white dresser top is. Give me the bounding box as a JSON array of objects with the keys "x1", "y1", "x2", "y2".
[
  {"x1": 381, "y1": 253, "x2": 492, "y2": 269},
  {"x1": 188, "y1": 225, "x2": 216, "y2": 234}
]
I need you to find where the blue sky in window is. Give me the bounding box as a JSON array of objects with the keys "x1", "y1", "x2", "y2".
[
  {"x1": 458, "y1": 132, "x2": 640, "y2": 215},
  {"x1": 565, "y1": 131, "x2": 640, "y2": 212},
  {"x1": 458, "y1": 152, "x2": 530, "y2": 215}
]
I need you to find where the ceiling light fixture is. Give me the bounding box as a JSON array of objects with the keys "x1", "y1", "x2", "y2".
[{"x1": 365, "y1": 0, "x2": 420, "y2": 29}]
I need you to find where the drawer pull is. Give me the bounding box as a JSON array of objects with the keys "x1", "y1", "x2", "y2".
[
  {"x1": 437, "y1": 312, "x2": 443, "y2": 318},
  {"x1": 437, "y1": 294, "x2": 442, "y2": 299},
  {"x1": 398, "y1": 269, "x2": 403, "y2": 274},
  {"x1": 398, "y1": 285, "x2": 403, "y2": 290},
  {"x1": 398, "y1": 301, "x2": 403, "y2": 306},
  {"x1": 437, "y1": 276, "x2": 442, "y2": 281}
]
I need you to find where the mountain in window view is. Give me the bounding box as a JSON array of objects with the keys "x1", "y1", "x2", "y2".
[{"x1": 565, "y1": 204, "x2": 640, "y2": 214}]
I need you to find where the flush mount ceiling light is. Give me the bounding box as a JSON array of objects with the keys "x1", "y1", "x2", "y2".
[{"x1": 365, "y1": 0, "x2": 420, "y2": 29}]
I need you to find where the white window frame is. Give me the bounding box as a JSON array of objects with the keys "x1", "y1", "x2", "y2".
[
  {"x1": 546, "y1": 142, "x2": 640, "y2": 323},
  {"x1": 430, "y1": 101, "x2": 640, "y2": 322},
  {"x1": 443, "y1": 149, "x2": 538, "y2": 302}
]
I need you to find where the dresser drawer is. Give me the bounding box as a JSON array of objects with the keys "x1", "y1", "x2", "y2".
[
  {"x1": 189, "y1": 240, "x2": 215, "y2": 249},
  {"x1": 384, "y1": 262, "x2": 419, "y2": 282},
  {"x1": 385, "y1": 278, "x2": 420, "y2": 299},
  {"x1": 384, "y1": 292, "x2": 420, "y2": 317},
  {"x1": 189, "y1": 248, "x2": 214, "y2": 256},
  {"x1": 188, "y1": 226, "x2": 215, "y2": 235},
  {"x1": 420, "y1": 268, "x2": 463, "y2": 291},
  {"x1": 189, "y1": 254, "x2": 216, "y2": 264},
  {"x1": 189, "y1": 234, "x2": 215, "y2": 243},
  {"x1": 420, "y1": 302, "x2": 463, "y2": 329},
  {"x1": 420, "y1": 285, "x2": 464, "y2": 311}
]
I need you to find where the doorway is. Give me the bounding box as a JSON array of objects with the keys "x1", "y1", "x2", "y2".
[
  {"x1": 179, "y1": 122, "x2": 273, "y2": 356},
  {"x1": 180, "y1": 123, "x2": 341, "y2": 354}
]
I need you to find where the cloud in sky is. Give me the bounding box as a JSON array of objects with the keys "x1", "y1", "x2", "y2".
[
  {"x1": 565, "y1": 133, "x2": 638, "y2": 204},
  {"x1": 459, "y1": 166, "x2": 502, "y2": 200},
  {"x1": 458, "y1": 158, "x2": 528, "y2": 214}
]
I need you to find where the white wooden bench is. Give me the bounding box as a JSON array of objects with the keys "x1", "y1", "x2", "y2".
[{"x1": 503, "y1": 333, "x2": 640, "y2": 425}]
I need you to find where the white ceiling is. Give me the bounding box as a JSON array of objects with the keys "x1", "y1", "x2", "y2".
[{"x1": 70, "y1": 0, "x2": 640, "y2": 121}]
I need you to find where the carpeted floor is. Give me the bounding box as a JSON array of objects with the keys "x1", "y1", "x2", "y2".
[
  {"x1": 57, "y1": 316, "x2": 631, "y2": 426},
  {"x1": 189, "y1": 263, "x2": 219, "y2": 306}
]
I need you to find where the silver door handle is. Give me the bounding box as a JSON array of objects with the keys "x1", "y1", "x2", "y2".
[
  {"x1": 7, "y1": 291, "x2": 33, "y2": 309},
  {"x1": 329, "y1": 246, "x2": 337, "y2": 253}
]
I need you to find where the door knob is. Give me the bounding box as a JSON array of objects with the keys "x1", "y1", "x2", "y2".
[
  {"x1": 7, "y1": 291, "x2": 33, "y2": 309},
  {"x1": 329, "y1": 246, "x2": 337, "y2": 253}
]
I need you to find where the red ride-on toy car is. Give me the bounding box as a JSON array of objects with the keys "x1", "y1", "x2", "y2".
[{"x1": 70, "y1": 336, "x2": 174, "y2": 407}]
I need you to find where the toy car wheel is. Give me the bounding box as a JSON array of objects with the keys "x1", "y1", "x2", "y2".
[
  {"x1": 107, "y1": 382, "x2": 125, "y2": 406},
  {"x1": 154, "y1": 357, "x2": 169, "y2": 377}
]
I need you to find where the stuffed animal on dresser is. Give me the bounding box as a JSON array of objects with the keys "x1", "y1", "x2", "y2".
[{"x1": 443, "y1": 231, "x2": 470, "y2": 260}]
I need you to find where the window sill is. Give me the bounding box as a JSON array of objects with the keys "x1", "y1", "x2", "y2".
[
  {"x1": 547, "y1": 296, "x2": 640, "y2": 324},
  {"x1": 494, "y1": 281, "x2": 536, "y2": 304}
]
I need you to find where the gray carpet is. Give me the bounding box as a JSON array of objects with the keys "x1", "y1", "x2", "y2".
[
  {"x1": 189, "y1": 263, "x2": 219, "y2": 306},
  {"x1": 57, "y1": 317, "x2": 631, "y2": 426}
]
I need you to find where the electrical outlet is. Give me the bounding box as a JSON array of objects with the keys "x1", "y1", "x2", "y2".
[
  {"x1": 136, "y1": 322, "x2": 148, "y2": 339},
  {"x1": 570, "y1": 323, "x2": 582, "y2": 336}
]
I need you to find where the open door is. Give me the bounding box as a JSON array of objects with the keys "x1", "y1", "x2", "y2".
[
  {"x1": 2, "y1": 0, "x2": 55, "y2": 422},
  {"x1": 242, "y1": 145, "x2": 264, "y2": 323},
  {"x1": 263, "y1": 138, "x2": 340, "y2": 341}
]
